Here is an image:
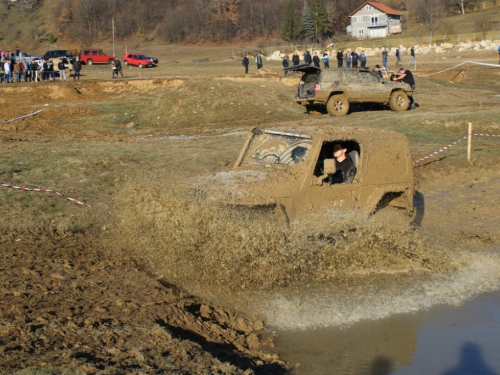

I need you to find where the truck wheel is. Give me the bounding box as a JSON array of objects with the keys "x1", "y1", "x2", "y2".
[
  {"x1": 326, "y1": 95, "x2": 349, "y2": 116},
  {"x1": 87, "y1": 59, "x2": 93, "y2": 65},
  {"x1": 389, "y1": 91, "x2": 410, "y2": 111}
]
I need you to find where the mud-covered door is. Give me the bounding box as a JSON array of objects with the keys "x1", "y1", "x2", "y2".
[
  {"x1": 306, "y1": 180, "x2": 362, "y2": 218},
  {"x1": 361, "y1": 70, "x2": 388, "y2": 101}
]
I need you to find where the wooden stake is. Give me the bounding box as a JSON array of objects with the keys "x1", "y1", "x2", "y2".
[{"x1": 467, "y1": 122, "x2": 472, "y2": 162}]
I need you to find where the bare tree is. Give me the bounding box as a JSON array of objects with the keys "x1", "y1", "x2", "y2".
[{"x1": 414, "y1": 0, "x2": 446, "y2": 43}]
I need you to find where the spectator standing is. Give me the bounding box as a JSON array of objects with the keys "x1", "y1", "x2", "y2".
[
  {"x1": 304, "y1": 51, "x2": 312, "y2": 65},
  {"x1": 336, "y1": 49, "x2": 344, "y2": 67},
  {"x1": 312, "y1": 52, "x2": 320, "y2": 68},
  {"x1": 409, "y1": 47, "x2": 416, "y2": 65},
  {"x1": 344, "y1": 50, "x2": 351, "y2": 68},
  {"x1": 31, "y1": 61, "x2": 40, "y2": 82},
  {"x1": 242, "y1": 54, "x2": 249, "y2": 74},
  {"x1": 351, "y1": 50, "x2": 359, "y2": 68},
  {"x1": 395, "y1": 48, "x2": 401, "y2": 65},
  {"x1": 58, "y1": 60, "x2": 67, "y2": 80},
  {"x1": 322, "y1": 51, "x2": 330, "y2": 68},
  {"x1": 359, "y1": 51, "x2": 367, "y2": 68},
  {"x1": 282, "y1": 52, "x2": 289, "y2": 76},
  {"x1": 292, "y1": 51, "x2": 300, "y2": 66},
  {"x1": 14, "y1": 59, "x2": 23, "y2": 82},
  {"x1": 4, "y1": 59, "x2": 11, "y2": 83},
  {"x1": 382, "y1": 47, "x2": 388, "y2": 69},
  {"x1": 0, "y1": 49, "x2": 5, "y2": 63},
  {"x1": 42, "y1": 59, "x2": 48, "y2": 81},
  {"x1": 111, "y1": 60, "x2": 117, "y2": 78},
  {"x1": 115, "y1": 58, "x2": 124, "y2": 78},
  {"x1": 393, "y1": 67, "x2": 416, "y2": 109},
  {"x1": 47, "y1": 59, "x2": 55, "y2": 81},
  {"x1": 15, "y1": 46, "x2": 20, "y2": 57},
  {"x1": 256, "y1": 53, "x2": 263, "y2": 70},
  {"x1": 73, "y1": 57, "x2": 82, "y2": 80}
]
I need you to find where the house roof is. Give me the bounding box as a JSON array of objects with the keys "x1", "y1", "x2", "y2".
[{"x1": 348, "y1": 1, "x2": 402, "y2": 17}]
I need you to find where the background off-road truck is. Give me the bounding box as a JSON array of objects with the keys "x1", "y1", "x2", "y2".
[{"x1": 289, "y1": 65, "x2": 413, "y2": 116}]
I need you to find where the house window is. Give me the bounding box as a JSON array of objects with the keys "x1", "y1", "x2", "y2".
[
  {"x1": 366, "y1": 5, "x2": 372, "y2": 11},
  {"x1": 357, "y1": 16, "x2": 363, "y2": 23},
  {"x1": 371, "y1": 16, "x2": 378, "y2": 25},
  {"x1": 358, "y1": 29, "x2": 364, "y2": 35}
]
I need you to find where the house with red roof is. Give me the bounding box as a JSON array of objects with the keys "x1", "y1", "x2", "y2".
[{"x1": 347, "y1": 1, "x2": 402, "y2": 38}]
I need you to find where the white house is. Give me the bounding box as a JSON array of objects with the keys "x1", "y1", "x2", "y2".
[{"x1": 347, "y1": 1, "x2": 402, "y2": 39}]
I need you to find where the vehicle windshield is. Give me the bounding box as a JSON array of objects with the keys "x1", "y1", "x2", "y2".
[{"x1": 240, "y1": 130, "x2": 312, "y2": 168}]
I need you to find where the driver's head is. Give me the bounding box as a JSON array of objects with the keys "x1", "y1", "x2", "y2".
[{"x1": 333, "y1": 142, "x2": 347, "y2": 160}]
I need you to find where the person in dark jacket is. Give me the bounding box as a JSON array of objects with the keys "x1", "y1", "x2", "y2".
[
  {"x1": 328, "y1": 142, "x2": 356, "y2": 184},
  {"x1": 73, "y1": 57, "x2": 82, "y2": 80},
  {"x1": 312, "y1": 52, "x2": 320, "y2": 68},
  {"x1": 242, "y1": 54, "x2": 249, "y2": 74},
  {"x1": 393, "y1": 67, "x2": 417, "y2": 109},
  {"x1": 115, "y1": 58, "x2": 124, "y2": 78},
  {"x1": 304, "y1": 51, "x2": 312, "y2": 65},
  {"x1": 351, "y1": 51, "x2": 359, "y2": 68},
  {"x1": 292, "y1": 51, "x2": 300, "y2": 66},
  {"x1": 282, "y1": 52, "x2": 289, "y2": 75},
  {"x1": 336, "y1": 49, "x2": 343, "y2": 67}
]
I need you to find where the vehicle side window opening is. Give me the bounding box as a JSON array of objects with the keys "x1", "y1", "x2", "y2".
[
  {"x1": 93, "y1": 51, "x2": 98, "y2": 56},
  {"x1": 314, "y1": 140, "x2": 360, "y2": 183}
]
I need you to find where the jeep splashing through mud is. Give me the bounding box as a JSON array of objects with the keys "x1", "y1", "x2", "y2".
[
  {"x1": 289, "y1": 65, "x2": 413, "y2": 116},
  {"x1": 195, "y1": 126, "x2": 414, "y2": 222}
]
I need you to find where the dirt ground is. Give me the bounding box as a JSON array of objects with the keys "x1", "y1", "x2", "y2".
[{"x1": 1, "y1": 49, "x2": 500, "y2": 374}]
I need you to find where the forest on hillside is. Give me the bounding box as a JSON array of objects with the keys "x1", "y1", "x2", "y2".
[{"x1": 3, "y1": 0, "x2": 496, "y2": 45}]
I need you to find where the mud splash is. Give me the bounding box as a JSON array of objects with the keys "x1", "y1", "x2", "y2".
[{"x1": 112, "y1": 183, "x2": 444, "y2": 277}]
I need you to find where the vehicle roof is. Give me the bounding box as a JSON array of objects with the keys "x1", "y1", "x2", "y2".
[{"x1": 254, "y1": 126, "x2": 408, "y2": 143}]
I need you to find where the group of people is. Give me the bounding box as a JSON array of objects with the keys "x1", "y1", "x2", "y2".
[{"x1": 337, "y1": 49, "x2": 368, "y2": 68}]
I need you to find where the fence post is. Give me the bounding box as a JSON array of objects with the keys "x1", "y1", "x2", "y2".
[{"x1": 468, "y1": 122, "x2": 472, "y2": 162}]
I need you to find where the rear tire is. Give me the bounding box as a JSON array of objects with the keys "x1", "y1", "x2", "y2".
[
  {"x1": 389, "y1": 91, "x2": 410, "y2": 111},
  {"x1": 87, "y1": 60, "x2": 93, "y2": 66},
  {"x1": 326, "y1": 95, "x2": 349, "y2": 116},
  {"x1": 124, "y1": 61, "x2": 129, "y2": 66},
  {"x1": 138, "y1": 63, "x2": 143, "y2": 69}
]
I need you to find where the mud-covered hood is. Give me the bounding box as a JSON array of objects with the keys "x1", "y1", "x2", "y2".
[{"x1": 193, "y1": 169, "x2": 293, "y2": 206}]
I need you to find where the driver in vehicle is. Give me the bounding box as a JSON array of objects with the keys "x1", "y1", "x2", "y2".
[{"x1": 328, "y1": 142, "x2": 356, "y2": 184}]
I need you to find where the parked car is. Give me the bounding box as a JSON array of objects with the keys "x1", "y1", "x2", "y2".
[
  {"x1": 79, "y1": 49, "x2": 115, "y2": 65},
  {"x1": 288, "y1": 65, "x2": 413, "y2": 116},
  {"x1": 190, "y1": 126, "x2": 415, "y2": 223},
  {"x1": 123, "y1": 53, "x2": 156, "y2": 68},
  {"x1": 42, "y1": 50, "x2": 76, "y2": 63},
  {"x1": 16, "y1": 51, "x2": 41, "y2": 61}
]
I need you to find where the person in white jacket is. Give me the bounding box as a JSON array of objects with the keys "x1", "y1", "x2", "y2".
[{"x1": 3, "y1": 59, "x2": 11, "y2": 83}]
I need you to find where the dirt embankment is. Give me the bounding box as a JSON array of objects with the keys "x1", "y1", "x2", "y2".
[{"x1": 0, "y1": 230, "x2": 286, "y2": 374}]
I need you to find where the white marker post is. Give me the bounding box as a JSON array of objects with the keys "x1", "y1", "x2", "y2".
[{"x1": 467, "y1": 122, "x2": 472, "y2": 162}]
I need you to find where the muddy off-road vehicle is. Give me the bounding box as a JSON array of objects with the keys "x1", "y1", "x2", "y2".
[
  {"x1": 289, "y1": 65, "x2": 413, "y2": 116},
  {"x1": 196, "y1": 126, "x2": 414, "y2": 222}
]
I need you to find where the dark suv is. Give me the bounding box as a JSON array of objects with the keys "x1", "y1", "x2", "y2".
[
  {"x1": 42, "y1": 50, "x2": 76, "y2": 63},
  {"x1": 289, "y1": 65, "x2": 413, "y2": 116}
]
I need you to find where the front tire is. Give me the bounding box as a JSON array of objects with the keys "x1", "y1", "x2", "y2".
[
  {"x1": 87, "y1": 60, "x2": 93, "y2": 66},
  {"x1": 138, "y1": 63, "x2": 143, "y2": 69},
  {"x1": 326, "y1": 95, "x2": 349, "y2": 116},
  {"x1": 389, "y1": 91, "x2": 410, "y2": 111}
]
